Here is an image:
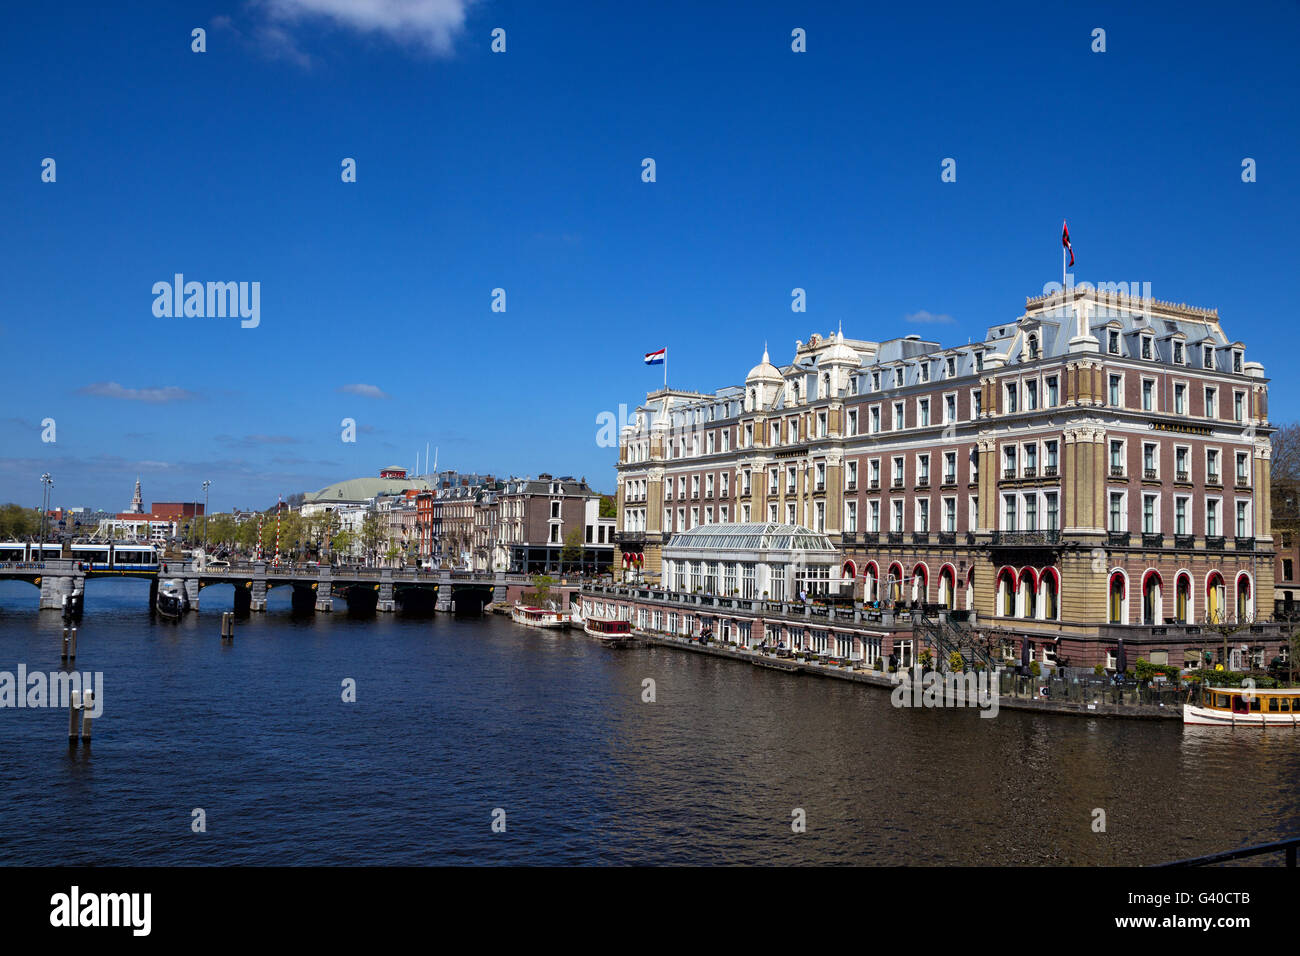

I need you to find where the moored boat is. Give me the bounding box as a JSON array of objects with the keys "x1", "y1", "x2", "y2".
[
  {"x1": 1183, "y1": 686, "x2": 1300, "y2": 726},
  {"x1": 582, "y1": 616, "x2": 633, "y2": 646},
  {"x1": 511, "y1": 603, "x2": 572, "y2": 629}
]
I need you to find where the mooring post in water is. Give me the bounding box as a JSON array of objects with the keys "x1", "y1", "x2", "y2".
[
  {"x1": 62, "y1": 626, "x2": 69, "y2": 662},
  {"x1": 80, "y1": 690, "x2": 94, "y2": 743},
  {"x1": 69, "y1": 627, "x2": 77, "y2": 662},
  {"x1": 220, "y1": 612, "x2": 234, "y2": 641},
  {"x1": 68, "y1": 690, "x2": 81, "y2": 746}
]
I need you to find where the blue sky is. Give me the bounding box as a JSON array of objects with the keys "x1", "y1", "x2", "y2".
[{"x1": 2, "y1": 0, "x2": 1297, "y2": 512}]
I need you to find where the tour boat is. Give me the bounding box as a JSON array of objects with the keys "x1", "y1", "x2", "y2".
[
  {"x1": 156, "y1": 580, "x2": 189, "y2": 620},
  {"x1": 1183, "y1": 686, "x2": 1300, "y2": 726},
  {"x1": 582, "y1": 616, "x2": 634, "y2": 646},
  {"x1": 510, "y1": 603, "x2": 572, "y2": 629}
]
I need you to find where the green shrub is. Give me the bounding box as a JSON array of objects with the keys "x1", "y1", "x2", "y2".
[{"x1": 1029, "y1": 660, "x2": 1041, "y2": 677}]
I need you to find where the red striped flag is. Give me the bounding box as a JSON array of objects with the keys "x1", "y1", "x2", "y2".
[{"x1": 1062, "y1": 220, "x2": 1074, "y2": 267}]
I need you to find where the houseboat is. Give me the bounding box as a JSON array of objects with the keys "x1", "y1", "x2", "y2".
[
  {"x1": 510, "y1": 603, "x2": 572, "y2": 629},
  {"x1": 1184, "y1": 686, "x2": 1300, "y2": 726},
  {"x1": 583, "y1": 616, "x2": 634, "y2": 646}
]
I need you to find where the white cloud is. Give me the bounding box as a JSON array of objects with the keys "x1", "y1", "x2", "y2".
[
  {"x1": 904, "y1": 310, "x2": 956, "y2": 325},
  {"x1": 338, "y1": 383, "x2": 391, "y2": 400},
  {"x1": 78, "y1": 382, "x2": 198, "y2": 403},
  {"x1": 261, "y1": 0, "x2": 475, "y2": 56}
]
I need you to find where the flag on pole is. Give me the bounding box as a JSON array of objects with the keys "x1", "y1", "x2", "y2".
[
  {"x1": 1061, "y1": 220, "x2": 1074, "y2": 267},
  {"x1": 644, "y1": 348, "x2": 666, "y2": 366}
]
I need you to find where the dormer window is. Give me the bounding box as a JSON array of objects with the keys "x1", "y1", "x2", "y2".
[
  {"x1": 894, "y1": 367, "x2": 904, "y2": 388},
  {"x1": 1232, "y1": 349, "x2": 1243, "y2": 373},
  {"x1": 1173, "y1": 341, "x2": 1184, "y2": 365},
  {"x1": 1108, "y1": 330, "x2": 1120, "y2": 355},
  {"x1": 1203, "y1": 346, "x2": 1214, "y2": 369},
  {"x1": 974, "y1": 350, "x2": 984, "y2": 372},
  {"x1": 1140, "y1": 335, "x2": 1153, "y2": 360},
  {"x1": 871, "y1": 371, "x2": 881, "y2": 391},
  {"x1": 919, "y1": 363, "x2": 930, "y2": 383},
  {"x1": 1027, "y1": 333, "x2": 1039, "y2": 360},
  {"x1": 946, "y1": 357, "x2": 956, "y2": 377}
]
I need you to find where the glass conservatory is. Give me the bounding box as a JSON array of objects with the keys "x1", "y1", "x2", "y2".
[{"x1": 661, "y1": 523, "x2": 841, "y2": 600}]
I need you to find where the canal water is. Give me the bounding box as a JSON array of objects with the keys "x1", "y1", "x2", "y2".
[{"x1": 0, "y1": 579, "x2": 1295, "y2": 865}]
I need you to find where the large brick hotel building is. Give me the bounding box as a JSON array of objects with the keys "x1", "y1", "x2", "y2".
[{"x1": 612, "y1": 285, "x2": 1278, "y2": 669}]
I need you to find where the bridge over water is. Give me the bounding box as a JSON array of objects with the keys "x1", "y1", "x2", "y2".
[{"x1": 0, "y1": 561, "x2": 581, "y2": 616}]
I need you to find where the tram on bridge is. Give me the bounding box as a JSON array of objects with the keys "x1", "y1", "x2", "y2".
[{"x1": 0, "y1": 541, "x2": 160, "y2": 571}]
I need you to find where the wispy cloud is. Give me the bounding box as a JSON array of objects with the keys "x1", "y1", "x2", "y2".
[
  {"x1": 249, "y1": 0, "x2": 476, "y2": 62},
  {"x1": 338, "y1": 383, "x2": 390, "y2": 400},
  {"x1": 903, "y1": 310, "x2": 956, "y2": 326},
  {"x1": 78, "y1": 382, "x2": 198, "y2": 403},
  {"x1": 216, "y1": 433, "x2": 302, "y2": 447}
]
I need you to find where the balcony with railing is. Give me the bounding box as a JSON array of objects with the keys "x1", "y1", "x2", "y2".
[
  {"x1": 1206, "y1": 535, "x2": 1225, "y2": 550},
  {"x1": 938, "y1": 531, "x2": 956, "y2": 545},
  {"x1": 1175, "y1": 470, "x2": 1190, "y2": 484},
  {"x1": 1142, "y1": 532, "x2": 1164, "y2": 548},
  {"x1": 1108, "y1": 531, "x2": 1131, "y2": 547},
  {"x1": 1206, "y1": 473, "x2": 1221, "y2": 487},
  {"x1": 911, "y1": 532, "x2": 930, "y2": 544},
  {"x1": 892, "y1": 478, "x2": 904, "y2": 490},
  {"x1": 1022, "y1": 466, "x2": 1037, "y2": 479},
  {"x1": 1043, "y1": 465, "x2": 1058, "y2": 478},
  {"x1": 1110, "y1": 466, "x2": 1126, "y2": 479},
  {"x1": 1235, "y1": 536, "x2": 1255, "y2": 551},
  {"x1": 887, "y1": 532, "x2": 904, "y2": 544},
  {"x1": 1143, "y1": 468, "x2": 1158, "y2": 481},
  {"x1": 990, "y1": 529, "x2": 1062, "y2": 548},
  {"x1": 868, "y1": 479, "x2": 880, "y2": 491},
  {"x1": 1174, "y1": 533, "x2": 1194, "y2": 549}
]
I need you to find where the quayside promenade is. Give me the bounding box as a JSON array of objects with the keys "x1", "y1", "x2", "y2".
[{"x1": 580, "y1": 582, "x2": 1291, "y2": 719}]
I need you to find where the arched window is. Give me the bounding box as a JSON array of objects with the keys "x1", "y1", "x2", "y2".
[
  {"x1": 965, "y1": 567, "x2": 975, "y2": 611},
  {"x1": 1142, "y1": 570, "x2": 1162, "y2": 625},
  {"x1": 939, "y1": 565, "x2": 956, "y2": 610},
  {"x1": 888, "y1": 563, "x2": 904, "y2": 603},
  {"x1": 1019, "y1": 568, "x2": 1038, "y2": 619},
  {"x1": 863, "y1": 561, "x2": 879, "y2": 603},
  {"x1": 1236, "y1": 574, "x2": 1253, "y2": 620},
  {"x1": 1028, "y1": 333, "x2": 1039, "y2": 359},
  {"x1": 821, "y1": 373, "x2": 830, "y2": 398},
  {"x1": 1175, "y1": 572, "x2": 1192, "y2": 624},
  {"x1": 1108, "y1": 572, "x2": 1126, "y2": 624},
  {"x1": 998, "y1": 568, "x2": 1016, "y2": 617},
  {"x1": 911, "y1": 563, "x2": 928, "y2": 605},
  {"x1": 1041, "y1": 567, "x2": 1059, "y2": 621},
  {"x1": 1206, "y1": 571, "x2": 1226, "y2": 622}
]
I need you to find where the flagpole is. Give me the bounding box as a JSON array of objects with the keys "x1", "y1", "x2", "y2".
[{"x1": 664, "y1": 349, "x2": 668, "y2": 391}]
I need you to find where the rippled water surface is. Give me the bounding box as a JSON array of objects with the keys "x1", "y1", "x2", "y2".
[{"x1": 0, "y1": 580, "x2": 1296, "y2": 865}]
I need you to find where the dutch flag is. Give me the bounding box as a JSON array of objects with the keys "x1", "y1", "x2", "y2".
[{"x1": 644, "y1": 348, "x2": 666, "y2": 366}]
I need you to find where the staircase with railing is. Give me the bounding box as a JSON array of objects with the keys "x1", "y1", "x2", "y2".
[{"x1": 912, "y1": 606, "x2": 997, "y2": 670}]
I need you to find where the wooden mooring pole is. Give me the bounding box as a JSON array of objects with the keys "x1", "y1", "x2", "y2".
[
  {"x1": 220, "y1": 612, "x2": 234, "y2": 641},
  {"x1": 68, "y1": 690, "x2": 94, "y2": 746}
]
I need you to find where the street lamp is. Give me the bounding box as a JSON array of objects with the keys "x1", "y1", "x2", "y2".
[
  {"x1": 202, "y1": 480, "x2": 211, "y2": 554},
  {"x1": 39, "y1": 473, "x2": 53, "y2": 544}
]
